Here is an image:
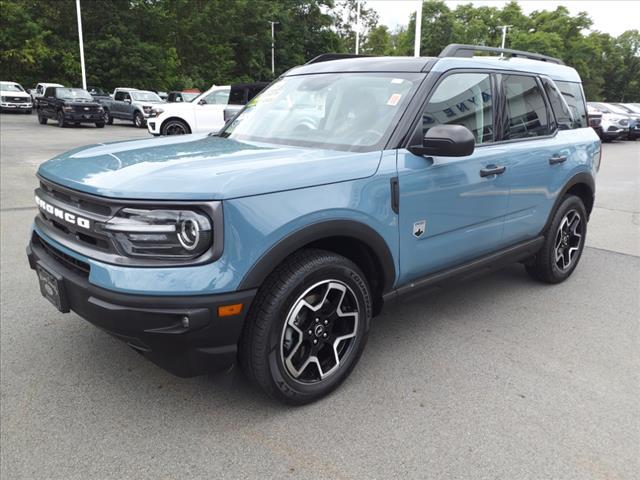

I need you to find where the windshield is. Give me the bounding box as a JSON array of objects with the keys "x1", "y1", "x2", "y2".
[
  {"x1": 1, "y1": 82, "x2": 25, "y2": 92},
  {"x1": 56, "y1": 88, "x2": 93, "y2": 100},
  {"x1": 603, "y1": 103, "x2": 629, "y2": 115},
  {"x1": 220, "y1": 73, "x2": 421, "y2": 151},
  {"x1": 131, "y1": 91, "x2": 162, "y2": 102}
]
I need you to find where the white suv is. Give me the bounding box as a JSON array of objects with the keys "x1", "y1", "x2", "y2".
[
  {"x1": 588, "y1": 102, "x2": 630, "y2": 141},
  {"x1": 147, "y1": 85, "x2": 230, "y2": 136},
  {"x1": 0, "y1": 81, "x2": 33, "y2": 113}
]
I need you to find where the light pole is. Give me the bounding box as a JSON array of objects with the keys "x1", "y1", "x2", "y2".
[
  {"x1": 414, "y1": 0, "x2": 422, "y2": 57},
  {"x1": 355, "y1": 0, "x2": 361, "y2": 54},
  {"x1": 76, "y1": 0, "x2": 87, "y2": 89},
  {"x1": 498, "y1": 25, "x2": 512, "y2": 55},
  {"x1": 268, "y1": 21, "x2": 279, "y2": 75}
]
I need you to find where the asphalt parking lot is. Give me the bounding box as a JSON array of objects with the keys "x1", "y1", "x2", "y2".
[{"x1": 1, "y1": 112, "x2": 638, "y2": 479}]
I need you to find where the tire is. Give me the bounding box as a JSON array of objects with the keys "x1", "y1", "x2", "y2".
[
  {"x1": 37, "y1": 110, "x2": 47, "y2": 125},
  {"x1": 133, "y1": 111, "x2": 145, "y2": 128},
  {"x1": 239, "y1": 249, "x2": 372, "y2": 405},
  {"x1": 95, "y1": 122, "x2": 105, "y2": 128},
  {"x1": 526, "y1": 195, "x2": 587, "y2": 284},
  {"x1": 25, "y1": 110, "x2": 32, "y2": 114},
  {"x1": 161, "y1": 118, "x2": 190, "y2": 135},
  {"x1": 57, "y1": 111, "x2": 65, "y2": 127},
  {"x1": 74, "y1": 122, "x2": 81, "y2": 126},
  {"x1": 103, "y1": 109, "x2": 113, "y2": 125}
]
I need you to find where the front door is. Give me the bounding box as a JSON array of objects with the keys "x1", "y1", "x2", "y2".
[
  {"x1": 397, "y1": 71, "x2": 510, "y2": 284},
  {"x1": 195, "y1": 88, "x2": 230, "y2": 133}
]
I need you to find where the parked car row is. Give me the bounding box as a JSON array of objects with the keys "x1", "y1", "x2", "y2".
[
  {"x1": 588, "y1": 102, "x2": 640, "y2": 141},
  {"x1": 1, "y1": 80, "x2": 267, "y2": 135}
]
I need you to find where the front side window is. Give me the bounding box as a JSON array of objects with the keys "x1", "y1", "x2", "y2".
[
  {"x1": 422, "y1": 73, "x2": 494, "y2": 144},
  {"x1": 114, "y1": 92, "x2": 125, "y2": 101},
  {"x1": 503, "y1": 75, "x2": 551, "y2": 140},
  {"x1": 222, "y1": 72, "x2": 421, "y2": 151},
  {"x1": 203, "y1": 89, "x2": 230, "y2": 105},
  {"x1": 555, "y1": 81, "x2": 587, "y2": 128}
]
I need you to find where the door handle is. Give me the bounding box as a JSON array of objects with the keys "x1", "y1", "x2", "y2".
[
  {"x1": 480, "y1": 165, "x2": 506, "y2": 177},
  {"x1": 549, "y1": 155, "x2": 567, "y2": 165}
]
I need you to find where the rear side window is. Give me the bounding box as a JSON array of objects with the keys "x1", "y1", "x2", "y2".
[
  {"x1": 556, "y1": 81, "x2": 588, "y2": 128},
  {"x1": 503, "y1": 75, "x2": 550, "y2": 140},
  {"x1": 422, "y1": 73, "x2": 494, "y2": 144}
]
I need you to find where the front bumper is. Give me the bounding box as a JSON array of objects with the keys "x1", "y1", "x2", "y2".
[
  {"x1": 147, "y1": 117, "x2": 161, "y2": 134},
  {"x1": 62, "y1": 112, "x2": 104, "y2": 122},
  {"x1": 27, "y1": 231, "x2": 256, "y2": 377},
  {"x1": 1, "y1": 102, "x2": 32, "y2": 110}
]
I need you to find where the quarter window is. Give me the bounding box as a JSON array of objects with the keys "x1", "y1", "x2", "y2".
[
  {"x1": 556, "y1": 81, "x2": 588, "y2": 128},
  {"x1": 503, "y1": 75, "x2": 551, "y2": 139},
  {"x1": 422, "y1": 73, "x2": 493, "y2": 144}
]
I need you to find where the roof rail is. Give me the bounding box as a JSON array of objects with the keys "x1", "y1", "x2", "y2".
[
  {"x1": 438, "y1": 44, "x2": 564, "y2": 65},
  {"x1": 306, "y1": 53, "x2": 369, "y2": 65}
]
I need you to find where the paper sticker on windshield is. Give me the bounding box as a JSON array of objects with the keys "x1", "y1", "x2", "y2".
[
  {"x1": 391, "y1": 78, "x2": 404, "y2": 84},
  {"x1": 387, "y1": 93, "x2": 402, "y2": 106}
]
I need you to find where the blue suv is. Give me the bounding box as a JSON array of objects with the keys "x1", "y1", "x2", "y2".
[{"x1": 27, "y1": 45, "x2": 600, "y2": 404}]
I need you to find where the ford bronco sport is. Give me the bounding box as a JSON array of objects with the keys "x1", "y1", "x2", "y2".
[{"x1": 27, "y1": 45, "x2": 600, "y2": 404}]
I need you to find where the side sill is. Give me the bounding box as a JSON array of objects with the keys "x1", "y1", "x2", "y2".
[{"x1": 383, "y1": 236, "x2": 544, "y2": 303}]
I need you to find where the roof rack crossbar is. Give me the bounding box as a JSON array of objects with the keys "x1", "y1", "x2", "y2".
[
  {"x1": 438, "y1": 44, "x2": 564, "y2": 65},
  {"x1": 305, "y1": 53, "x2": 369, "y2": 65}
]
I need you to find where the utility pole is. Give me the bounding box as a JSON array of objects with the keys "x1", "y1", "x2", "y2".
[
  {"x1": 355, "y1": 0, "x2": 361, "y2": 54},
  {"x1": 414, "y1": 0, "x2": 422, "y2": 57},
  {"x1": 76, "y1": 0, "x2": 87, "y2": 89},
  {"x1": 499, "y1": 25, "x2": 512, "y2": 56},
  {"x1": 268, "y1": 21, "x2": 279, "y2": 75}
]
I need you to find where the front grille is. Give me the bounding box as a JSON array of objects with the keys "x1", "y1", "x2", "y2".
[
  {"x1": 73, "y1": 105, "x2": 100, "y2": 113},
  {"x1": 40, "y1": 181, "x2": 111, "y2": 216},
  {"x1": 33, "y1": 232, "x2": 90, "y2": 277},
  {"x1": 2, "y1": 96, "x2": 30, "y2": 103}
]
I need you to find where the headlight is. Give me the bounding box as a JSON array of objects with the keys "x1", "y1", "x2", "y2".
[
  {"x1": 142, "y1": 105, "x2": 152, "y2": 113},
  {"x1": 100, "y1": 208, "x2": 213, "y2": 259},
  {"x1": 150, "y1": 108, "x2": 164, "y2": 117}
]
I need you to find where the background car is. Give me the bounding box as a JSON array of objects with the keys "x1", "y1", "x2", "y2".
[
  {"x1": 612, "y1": 103, "x2": 640, "y2": 139},
  {"x1": 0, "y1": 81, "x2": 33, "y2": 113},
  {"x1": 36, "y1": 86, "x2": 105, "y2": 128},
  {"x1": 31, "y1": 82, "x2": 64, "y2": 107},
  {"x1": 99, "y1": 88, "x2": 165, "y2": 127},
  {"x1": 587, "y1": 104, "x2": 603, "y2": 139},
  {"x1": 87, "y1": 86, "x2": 111, "y2": 101},
  {"x1": 147, "y1": 84, "x2": 230, "y2": 135},
  {"x1": 588, "y1": 102, "x2": 630, "y2": 141}
]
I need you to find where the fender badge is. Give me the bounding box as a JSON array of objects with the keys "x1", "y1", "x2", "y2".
[{"x1": 413, "y1": 220, "x2": 426, "y2": 238}]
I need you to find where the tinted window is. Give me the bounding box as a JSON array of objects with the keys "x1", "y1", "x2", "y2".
[
  {"x1": 556, "y1": 81, "x2": 588, "y2": 128},
  {"x1": 541, "y1": 78, "x2": 573, "y2": 130},
  {"x1": 44, "y1": 87, "x2": 54, "y2": 97},
  {"x1": 503, "y1": 75, "x2": 550, "y2": 139},
  {"x1": 114, "y1": 92, "x2": 125, "y2": 101},
  {"x1": 422, "y1": 73, "x2": 493, "y2": 144}
]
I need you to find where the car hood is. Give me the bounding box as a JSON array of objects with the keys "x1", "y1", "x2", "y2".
[
  {"x1": 37, "y1": 134, "x2": 381, "y2": 200},
  {"x1": 1, "y1": 90, "x2": 30, "y2": 98},
  {"x1": 158, "y1": 102, "x2": 197, "y2": 113}
]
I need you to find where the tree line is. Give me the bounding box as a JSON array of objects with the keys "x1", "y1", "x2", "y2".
[{"x1": 1, "y1": 0, "x2": 638, "y2": 101}]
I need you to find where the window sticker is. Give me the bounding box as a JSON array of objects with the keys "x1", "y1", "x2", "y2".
[
  {"x1": 391, "y1": 78, "x2": 404, "y2": 84},
  {"x1": 387, "y1": 93, "x2": 402, "y2": 106}
]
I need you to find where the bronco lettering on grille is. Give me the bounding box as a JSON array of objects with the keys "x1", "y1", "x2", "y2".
[{"x1": 35, "y1": 195, "x2": 91, "y2": 229}]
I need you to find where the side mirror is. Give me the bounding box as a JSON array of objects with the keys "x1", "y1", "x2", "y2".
[
  {"x1": 408, "y1": 124, "x2": 475, "y2": 157},
  {"x1": 198, "y1": 98, "x2": 206, "y2": 105}
]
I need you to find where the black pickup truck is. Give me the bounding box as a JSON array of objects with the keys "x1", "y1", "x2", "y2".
[{"x1": 36, "y1": 87, "x2": 106, "y2": 128}]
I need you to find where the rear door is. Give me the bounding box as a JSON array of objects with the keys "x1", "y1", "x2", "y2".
[
  {"x1": 496, "y1": 74, "x2": 577, "y2": 244},
  {"x1": 397, "y1": 71, "x2": 511, "y2": 281}
]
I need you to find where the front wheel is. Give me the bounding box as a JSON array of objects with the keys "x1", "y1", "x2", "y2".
[
  {"x1": 133, "y1": 111, "x2": 145, "y2": 128},
  {"x1": 526, "y1": 195, "x2": 587, "y2": 284},
  {"x1": 161, "y1": 119, "x2": 190, "y2": 135},
  {"x1": 103, "y1": 109, "x2": 113, "y2": 125},
  {"x1": 37, "y1": 110, "x2": 47, "y2": 125},
  {"x1": 95, "y1": 121, "x2": 105, "y2": 128},
  {"x1": 57, "y1": 111, "x2": 65, "y2": 127},
  {"x1": 239, "y1": 249, "x2": 372, "y2": 405}
]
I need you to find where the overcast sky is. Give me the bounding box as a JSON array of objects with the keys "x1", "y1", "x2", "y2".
[{"x1": 369, "y1": 0, "x2": 640, "y2": 37}]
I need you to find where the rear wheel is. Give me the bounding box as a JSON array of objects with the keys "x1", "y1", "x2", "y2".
[
  {"x1": 526, "y1": 195, "x2": 587, "y2": 284},
  {"x1": 133, "y1": 111, "x2": 145, "y2": 128},
  {"x1": 239, "y1": 249, "x2": 372, "y2": 405},
  {"x1": 161, "y1": 119, "x2": 190, "y2": 135},
  {"x1": 57, "y1": 111, "x2": 65, "y2": 127}
]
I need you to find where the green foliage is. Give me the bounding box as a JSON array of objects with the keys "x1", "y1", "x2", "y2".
[{"x1": 0, "y1": 0, "x2": 638, "y2": 101}]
